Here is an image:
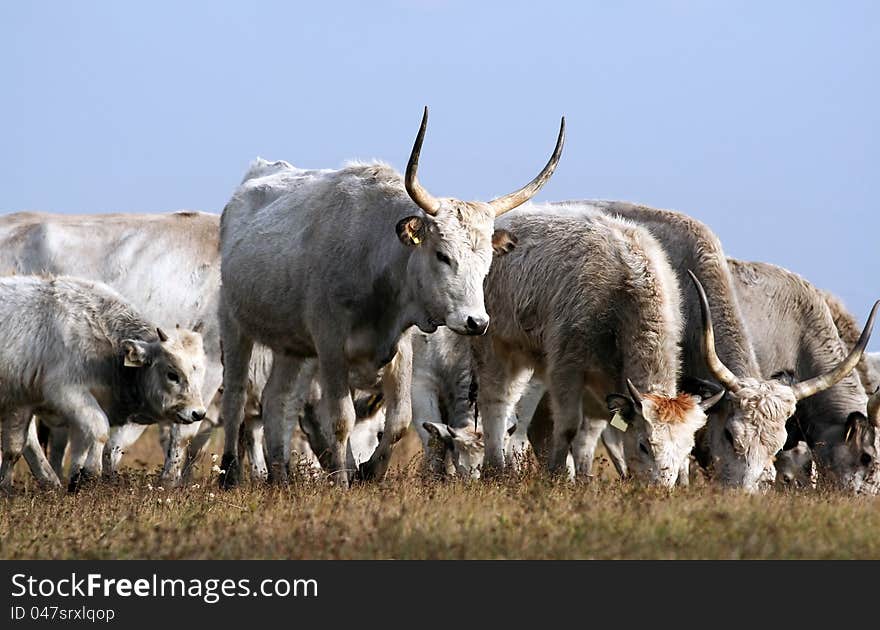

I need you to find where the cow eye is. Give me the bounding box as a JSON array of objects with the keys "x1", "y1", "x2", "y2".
[
  {"x1": 860, "y1": 453, "x2": 873, "y2": 467},
  {"x1": 435, "y1": 251, "x2": 452, "y2": 266},
  {"x1": 639, "y1": 441, "x2": 650, "y2": 456},
  {"x1": 376, "y1": 431, "x2": 384, "y2": 442},
  {"x1": 167, "y1": 371, "x2": 180, "y2": 383}
]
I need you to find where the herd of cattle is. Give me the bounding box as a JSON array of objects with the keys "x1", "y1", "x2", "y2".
[{"x1": 1, "y1": 108, "x2": 878, "y2": 497}]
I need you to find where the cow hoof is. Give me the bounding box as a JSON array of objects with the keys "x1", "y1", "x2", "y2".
[
  {"x1": 218, "y1": 453, "x2": 240, "y2": 490},
  {"x1": 267, "y1": 463, "x2": 288, "y2": 486},
  {"x1": 67, "y1": 469, "x2": 98, "y2": 493}
]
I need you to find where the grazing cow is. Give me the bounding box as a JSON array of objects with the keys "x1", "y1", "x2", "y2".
[
  {"x1": 727, "y1": 260, "x2": 879, "y2": 493},
  {"x1": 471, "y1": 208, "x2": 724, "y2": 487},
  {"x1": 543, "y1": 201, "x2": 870, "y2": 492},
  {"x1": 218, "y1": 108, "x2": 565, "y2": 487},
  {"x1": 774, "y1": 441, "x2": 816, "y2": 488},
  {"x1": 0, "y1": 276, "x2": 206, "y2": 491},
  {"x1": 0, "y1": 211, "x2": 266, "y2": 485},
  {"x1": 409, "y1": 328, "x2": 479, "y2": 475}
]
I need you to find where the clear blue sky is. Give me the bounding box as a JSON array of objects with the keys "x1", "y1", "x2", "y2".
[{"x1": 2, "y1": 1, "x2": 877, "y2": 348}]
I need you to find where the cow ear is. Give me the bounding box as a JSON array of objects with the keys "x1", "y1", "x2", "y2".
[
  {"x1": 492, "y1": 229, "x2": 518, "y2": 256},
  {"x1": 423, "y1": 422, "x2": 452, "y2": 444},
  {"x1": 606, "y1": 394, "x2": 634, "y2": 419},
  {"x1": 396, "y1": 216, "x2": 428, "y2": 247},
  {"x1": 122, "y1": 339, "x2": 150, "y2": 367}
]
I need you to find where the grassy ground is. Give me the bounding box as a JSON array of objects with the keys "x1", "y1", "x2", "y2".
[{"x1": 2, "y1": 426, "x2": 880, "y2": 560}]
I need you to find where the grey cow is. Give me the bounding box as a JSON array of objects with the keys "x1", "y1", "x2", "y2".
[
  {"x1": 0, "y1": 276, "x2": 206, "y2": 491},
  {"x1": 217, "y1": 109, "x2": 564, "y2": 487},
  {"x1": 726, "y1": 259, "x2": 879, "y2": 493},
  {"x1": 547, "y1": 201, "x2": 871, "y2": 492},
  {"x1": 0, "y1": 210, "x2": 267, "y2": 485},
  {"x1": 471, "y1": 208, "x2": 724, "y2": 487}
]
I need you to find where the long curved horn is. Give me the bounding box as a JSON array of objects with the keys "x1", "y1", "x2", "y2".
[
  {"x1": 792, "y1": 300, "x2": 880, "y2": 401},
  {"x1": 687, "y1": 270, "x2": 742, "y2": 393},
  {"x1": 405, "y1": 106, "x2": 440, "y2": 216},
  {"x1": 487, "y1": 117, "x2": 566, "y2": 217}
]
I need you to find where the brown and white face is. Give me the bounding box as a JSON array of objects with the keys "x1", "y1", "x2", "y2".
[
  {"x1": 397, "y1": 107, "x2": 563, "y2": 336},
  {"x1": 607, "y1": 381, "x2": 723, "y2": 488},
  {"x1": 688, "y1": 271, "x2": 879, "y2": 492},
  {"x1": 121, "y1": 327, "x2": 207, "y2": 424}
]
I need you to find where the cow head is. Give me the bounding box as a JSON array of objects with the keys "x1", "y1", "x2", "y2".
[
  {"x1": 810, "y1": 390, "x2": 880, "y2": 493},
  {"x1": 688, "y1": 271, "x2": 878, "y2": 492},
  {"x1": 775, "y1": 441, "x2": 816, "y2": 488},
  {"x1": 607, "y1": 381, "x2": 723, "y2": 488},
  {"x1": 399, "y1": 107, "x2": 564, "y2": 336},
  {"x1": 423, "y1": 421, "x2": 518, "y2": 479},
  {"x1": 121, "y1": 326, "x2": 207, "y2": 424}
]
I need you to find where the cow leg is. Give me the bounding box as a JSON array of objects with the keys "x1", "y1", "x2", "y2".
[
  {"x1": 506, "y1": 378, "x2": 545, "y2": 472},
  {"x1": 22, "y1": 417, "x2": 62, "y2": 489},
  {"x1": 48, "y1": 388, "x2": 110, "y2": 491},
  {"x1": 360, "y1": 336, "x2": 413, "y2": 482},
  {"x1": 46, "y1": 424, "x2": 68, "y2": 479},
  {"x1": 600, "y1": 424, "x2": 628, "y2": 478},
  {"x1": 102, "y1": 423, "x2": 147, "y2": 478},
  {"x1": 218, "y1": 309, "x2": 254, "y2": 490},
  {"x1": 569, "y1": 416, "x2": 607, "y2": 479},
  {"x1": 313, "y1": 347, "x2": 355, "y2": 487},
  {"x1": 475, "y1": 344, "x2": 533, "y2": 475},
  {"x1": 180, "y1": 419, "x2": 219, "y2": 483},
  {"x1": 546, "y1": 371, "x2": 585, "y2": 477},
  {"x1": 243, "y1": 417, "x2": 268, "y2": 481},
  {"x1": 161, "y1": 421, "x2": 203, "y2": 487},
  {"x1": 261, "y1": 354, "x2": 305, "y2": 485},
  {"x1": 412, "y1": 378, "x2": 446, "y2": 475},
  {"x1": 0, "y1": 409, "x2": 32, "y2": 491}
]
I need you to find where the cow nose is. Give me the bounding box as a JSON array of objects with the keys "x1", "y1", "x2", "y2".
[
  {"x1": 466, "y1": 316, "x2": 489, "y2": 335},
  {"x1": 191, "y1": 409, "x2": 206, "y2": 422}
]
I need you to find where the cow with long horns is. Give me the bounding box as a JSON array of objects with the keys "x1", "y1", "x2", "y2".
[
  {"x1": 530, "y1": 201, "x2": 875, "y2": 491},
  {"x1": 217, "y1": 108, "x2": 564, "y2": 487}
]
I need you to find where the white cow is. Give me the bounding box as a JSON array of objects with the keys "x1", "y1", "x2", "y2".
[
  {"x1": 0, "y1": 210, "x2": 265, "y2": 485},
  {"x1": 217, "y1": 108, "x2": 564, "y2": 487},
  {"x1": 0, "y1": 276, "x2": 205, "y2": 491}
]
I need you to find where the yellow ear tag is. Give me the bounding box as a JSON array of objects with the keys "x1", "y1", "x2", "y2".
[
  {"x1": 610, "y1": 412, "x2": 628, "y2": 432},
  {"x1": 411, "y1": 236, "x2": 421, "y2": 244}
]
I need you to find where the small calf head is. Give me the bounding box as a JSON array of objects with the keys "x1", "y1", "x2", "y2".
[
  {"x1": 607, "y1": 380, "x2": 723, "y2": 488},
  {"x1": 422, "y1": 421, "x2": 512, "y2": 479},
  {"x1": 121, "y1": 327, "x2": 207, "y2": 424},
  {"x1": 775, "y1": 441, "x2": 816, "y2": 488},
  {"x1": 400, "y1": 107, "x2": 563, "y2": 337}
]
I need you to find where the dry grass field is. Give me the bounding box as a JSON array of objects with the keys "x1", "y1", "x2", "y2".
[{"x1": 3, "y1": 426, "x2": 880, "y2": 560}]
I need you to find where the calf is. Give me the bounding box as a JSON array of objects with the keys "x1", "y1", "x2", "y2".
[{"x1": 0, "y1": 276, "x2": 206, "y2": 491}]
